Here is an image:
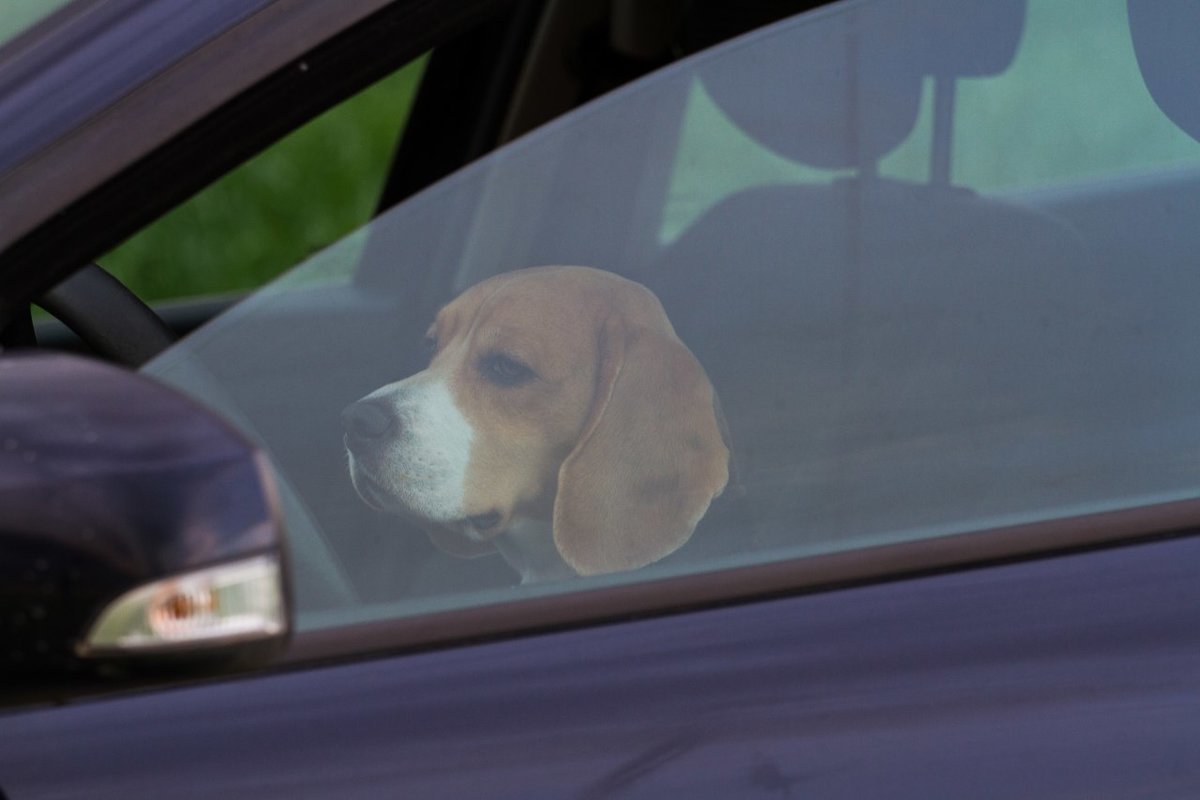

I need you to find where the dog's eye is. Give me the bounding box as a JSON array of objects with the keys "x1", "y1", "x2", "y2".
[{"x1": 480, "y1": 353, "x2": 535, "y2": 386}]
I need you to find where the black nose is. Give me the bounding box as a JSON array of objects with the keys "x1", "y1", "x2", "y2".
[{"x1": 342, "y1": 400, "x2": 396, "y2": 440}]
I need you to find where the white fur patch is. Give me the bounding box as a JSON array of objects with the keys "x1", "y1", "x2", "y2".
[{"x1": 353, "y1": 375, "x2": 473, "y2": 522}]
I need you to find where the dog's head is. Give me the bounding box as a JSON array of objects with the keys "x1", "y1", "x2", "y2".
[{"x1": 342, "y1": 266, "x2": 728, "y2": 577}]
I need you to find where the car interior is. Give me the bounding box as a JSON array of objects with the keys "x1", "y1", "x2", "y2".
[{"x1": 16, "y1": 0, "x2": 1200, "y2": 628}]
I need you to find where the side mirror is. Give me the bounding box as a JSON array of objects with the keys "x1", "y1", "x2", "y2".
[{"x1": 0, "y1": 353, "x2": 289, "y2": 690}]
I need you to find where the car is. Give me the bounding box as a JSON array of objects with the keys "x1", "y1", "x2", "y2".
[{"x1": 2, "y1": 0, "x2": 1200, "y2": 796}]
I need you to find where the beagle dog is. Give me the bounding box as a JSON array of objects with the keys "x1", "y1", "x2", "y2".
[{"x1": 342, "y1": 266, "x2": 728, "y2": 583}]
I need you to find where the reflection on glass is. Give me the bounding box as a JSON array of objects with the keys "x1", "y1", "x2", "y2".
[{"x1": 144, "y1": 0, "x2": 1200, "y2": 630}]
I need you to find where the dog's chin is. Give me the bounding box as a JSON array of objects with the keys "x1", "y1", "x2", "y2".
[
  {"x1": 348, "y1": 461, "x2": 509, "y2": 537},
  {"x1": 348, "y1": 466, "x2": 391, "y2": 512},
  {"x1": 458, "y1": 510, "x2": 507, "y2": 541},
  {"x1": 347, "y1": 461, "x2": 419, "y2": 518},
  {"x1": 413, "y1": 508, "x2": 509, "y2": 543}
]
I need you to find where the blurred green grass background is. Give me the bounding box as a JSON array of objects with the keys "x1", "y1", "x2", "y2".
[{"x1": 100, "y1": 60, "x2": 424, "y2": 303}]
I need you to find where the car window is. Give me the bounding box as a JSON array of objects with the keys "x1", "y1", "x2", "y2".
[
  {"x1": 663, "y1": 0, "x2": 1200, "y2": 240},
  {"x1": 101, "y1": 59, "x2": 425, "y2": 304},
  {"x1": 0, "y1": 1, "x2": 75, "y2": 47},
  {"x1": 142, "y1": 0, "x2": 1200, "y2": 633}
]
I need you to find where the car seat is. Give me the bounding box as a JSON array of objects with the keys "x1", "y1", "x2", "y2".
[{"x1": 642, "y1": 0, "x2": 1109, "y2": 560}]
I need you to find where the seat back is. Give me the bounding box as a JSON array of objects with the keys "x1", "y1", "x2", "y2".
[{"x1": 642, "y1": 1, "x2": 1108, "y2": 556}]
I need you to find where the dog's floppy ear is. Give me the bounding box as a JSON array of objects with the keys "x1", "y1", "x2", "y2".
[{"x1": 553, "y1": 316, "x2": 729, "y2": 574}]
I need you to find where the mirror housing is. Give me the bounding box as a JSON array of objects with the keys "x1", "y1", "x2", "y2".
[{"x1": 0, "y1": 353, "x2": 289, "y2": 686}]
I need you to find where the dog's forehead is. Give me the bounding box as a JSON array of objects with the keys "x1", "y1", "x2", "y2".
[
  {"x1": 440, "y1": 267, "x2": 665, "y2": 336},
  {"x1": 439, "y1": 269, "x2": 619, "y2": 340}
]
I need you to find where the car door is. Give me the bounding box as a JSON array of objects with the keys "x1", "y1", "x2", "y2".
[{"x1": 3, "y1": 0, "x2": 1200, "y2": 797}]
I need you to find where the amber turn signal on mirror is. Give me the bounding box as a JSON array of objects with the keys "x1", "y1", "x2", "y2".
[
  {"x1": 0, "y1": 353, "x2": 290, "y2": 681},
  {"x1": 81, "y1": 555, "x2": 286, "y2": 654}
]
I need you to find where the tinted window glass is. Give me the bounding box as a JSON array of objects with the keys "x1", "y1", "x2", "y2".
[
  {"x1": 101, "y1": 60, "x2": 425, "y2": 303},
  {"x1": 143, "y1": 0, "x2": 1200, "y2": 630},
  {"x1": 0, "y1": 1, "x2": 75, "y2": 47}
]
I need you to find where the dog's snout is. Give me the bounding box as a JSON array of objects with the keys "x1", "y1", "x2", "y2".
[{"x1": 342, "y1": 400, "x2": 397, "y2": 440}]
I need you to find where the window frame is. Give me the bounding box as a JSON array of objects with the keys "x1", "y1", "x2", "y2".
[
  {"x1": 286, "y1": 499, "x2": 1200, "y2": 665},
  {"x1": 0, "y1": 0, "x2": 517, "y2": 328}
]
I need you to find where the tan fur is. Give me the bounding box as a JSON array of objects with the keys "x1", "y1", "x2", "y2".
[{"x1": 427, "y1": 266, "x2": 728, "y2": 574}]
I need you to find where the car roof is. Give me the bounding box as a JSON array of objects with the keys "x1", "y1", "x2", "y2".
[
  {"x1": 0, "y1": 0, "x2": 510, "y2": 329},
  {"x1": 0, "y1": 0, "x2": 398, "y2": 255}
]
